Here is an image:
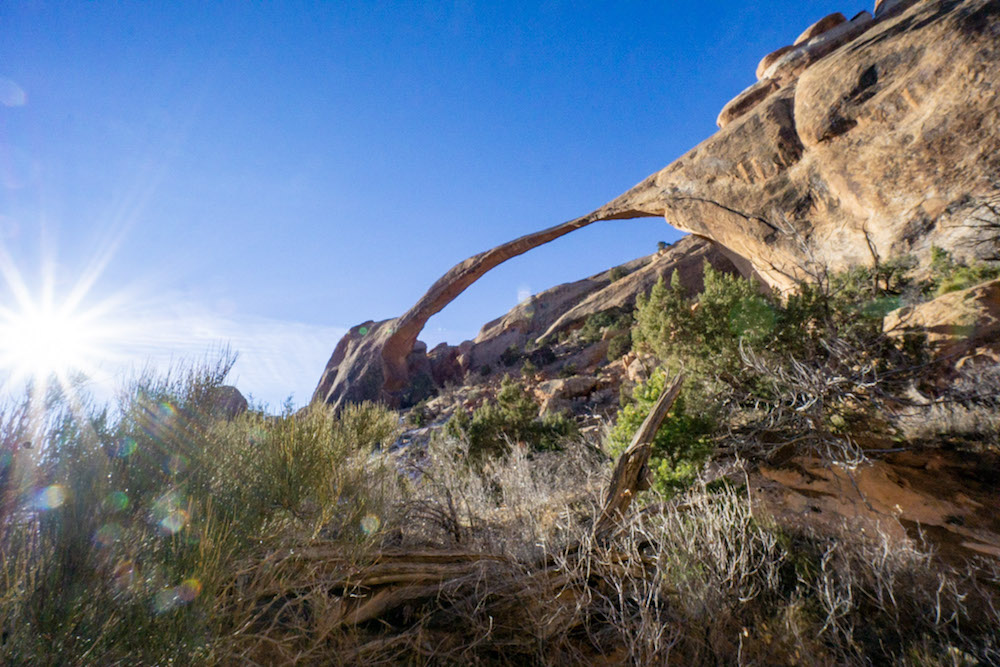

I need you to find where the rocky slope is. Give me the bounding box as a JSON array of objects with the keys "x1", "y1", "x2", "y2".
[{"x1": 313, "y1": 0, "x2": 1000, "y2": 411}]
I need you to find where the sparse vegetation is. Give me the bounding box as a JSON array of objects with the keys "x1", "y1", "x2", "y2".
[
  {"x1": 4, "y1": 253, "x2": 1000, "y2": 664},
  {"x1": 606, "y1": 330, "x2": 631, "y2": 361},
  {"x1": 579, "y1": 307, "x2": 632, "y2": 344},
  {"x1": 607, "y1": 369, "x2": 713, "y2": 495},
  {"x1": 1, "y1": 345, "x2": 998, "y2": 664},
  {"x1": 444, "y1": 375, "x2": 577, "y2": 461},
  {"x1": 499, "y1": 343, "x2": 523, "y2": 367},
  {"x1": 927, "y1": 245, "x2": 1000, "y2": 296},
  {"x1": 0, "y1": 356, "x2": 400, "y2": 664},
  {"x1": 631, "y1": 263, "x2": 930, "y2": 457},
  {"x1": 608, "y1": 265, "x2": 628, "y2": 282}
]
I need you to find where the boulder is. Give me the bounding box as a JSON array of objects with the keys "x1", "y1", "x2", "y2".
[
  {"x1": 793, "y1": 12, "x2": 846, "y2": 45},
  {"x1": 534, "y1": 375, "x2": 600, "y2": 415},
  {"x1": 428, "y1": 342, "x2": 464, "y2": 387},
  {"x1": 716, "y1": 78, "x2": 780, "y2": 128},
  {"x1": 759, "y1": 11, "x2": 875, "y2": 87},
  {"x1": 534, "y1": 376, "x2": 600, "y2": 401},
  {"x1": 207, "y1": 385, "x2": 248, "y2": 420},
  {"x1": 884, "y1": 278, "x2": 1000, "y2": 361},
  {"x1": 756, "y1": 44, "x2": 796, "y2": 80}
]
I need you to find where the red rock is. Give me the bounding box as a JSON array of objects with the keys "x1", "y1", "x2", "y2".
[{"x1": 793, "y1": 12, "x2": 846, "y2": 45}]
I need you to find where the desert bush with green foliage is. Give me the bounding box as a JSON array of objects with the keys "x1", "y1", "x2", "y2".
[
  {"x1": 606, "y1": 329, "x2": 631, "y2": 361},
  {"x1": 631, "y1": 263, "x2": 929, "y2": 454},
  {"x1": 607, "y1": 369, "x2": 713, "y2": 495},
  {"x1": 445, "y1": 375, "x2": 576, "y2": 461},
  {"x1": 499, "y1": 343, "x2": 523, "y2": 367},
  {"x1": 578, "y1": 307, "x2": 632, "y2": 344},
  {"x1": 608, "y1": 265, "x2": 628, "y2": 282}
]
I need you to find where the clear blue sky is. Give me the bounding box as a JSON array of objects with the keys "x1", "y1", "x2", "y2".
[{"x1": 1, "y1": 0, "x2": 852, "y2": 408}]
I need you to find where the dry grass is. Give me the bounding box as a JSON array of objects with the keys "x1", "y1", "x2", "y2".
[
  {"x1": 3, "y1": 359, "x2": 999, "y2": 665},
  {"x1": 210, "y1": 476, "x2": 1000, "y2": 665}
]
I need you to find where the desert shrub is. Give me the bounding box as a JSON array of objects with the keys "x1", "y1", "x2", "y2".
[
  {"x1": 401, "y1": 433, "x2": 605, "y2": 558},
  {"x1": 606, "y1": 369, "x2": 713, "y2": 495},
  {"x1": 631, "y1": 263, "x2": 927, "y2": 451},
  {"x1": 445, "y1": 375, "x2": 576, "y2": 461},
  {"x1": 606, "y1": 330, "x2": 631, "y2": 361},
  {"x1": 632, "y1": 267, "x2": 774, "y2": 395},
  {"x1": 499, "y1": 344, "x2": 523, "y2": 367},
  {"x1": 527, "y1": 344, "x2": 556, "y2": 367},
  {"x1": 0, "y1": 357, "x2": 401, "y2": 665},
  {"x1": 406, "y1": 400, "x2": 429, "y2": 427},
  {"x1": 657, "y1": 240, "x2": 668, "y2": 252},
  {"x1": 557, "y1": 362, "x2": 577, "y2": 378},
  {"x1": 579, "y1": 307, "x2": 632, "y2": 344},
  {"x1": 520, "y1": 358, "x2": 537, "y2": 376},
  {"x1": 928, "y1": 246, "x2": 1000, "y2": 296},
  {"x1": 608, "y1": 265, "x2": 628, "y2": 282}
]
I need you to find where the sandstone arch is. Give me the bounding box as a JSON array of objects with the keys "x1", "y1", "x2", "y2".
[{"x1": 314, "y1": 0, "x2": 1000, "y2": 410}]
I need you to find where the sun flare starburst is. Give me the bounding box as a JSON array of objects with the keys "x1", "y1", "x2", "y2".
[{"x1": 0, "y1": 298, "x2": 113, "y2": 389}]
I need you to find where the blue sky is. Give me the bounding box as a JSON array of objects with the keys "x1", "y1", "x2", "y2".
[{"x1": 1, "y1": 0, "x2": 852, "y2": 408}]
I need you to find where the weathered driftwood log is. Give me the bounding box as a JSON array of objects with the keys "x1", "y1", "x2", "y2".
[{"x1": 593, "y1": 373, "x2": 684, "y2": 540}]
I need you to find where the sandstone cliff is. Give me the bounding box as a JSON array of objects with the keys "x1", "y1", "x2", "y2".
[{"x1": 314, "y1": 0, "x2": 1000, "y2": 410}]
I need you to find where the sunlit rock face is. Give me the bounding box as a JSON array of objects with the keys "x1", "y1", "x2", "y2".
[
  {"x1": 659, "y1": 0, "x2": 1000, "y2": 290},
  {"x1": 312, "y1": 320, "x2": 397, "y2": 408},
  {"x1": 314, "y1": 0, "x2": 1000, "y2": 409},
  {"x1": 884, "y1": 278, "x2": 1000, "y2": 365}
]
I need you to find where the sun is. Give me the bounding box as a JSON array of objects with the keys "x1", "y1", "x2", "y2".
[{"x1": 0, "y1": 298, "x2": 110, "y2": 389}]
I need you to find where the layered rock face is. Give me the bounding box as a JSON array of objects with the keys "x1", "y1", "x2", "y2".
[
  {"x1": 315, "y1": 0, "x2": 1000, "y2": 409},
  {"x1": 681, "y1": 0, "x2": 1000, "y2": 289}
]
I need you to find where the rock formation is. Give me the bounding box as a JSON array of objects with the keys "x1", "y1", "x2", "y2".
[
  {"x1": 315, "y1": 0, "x2": 1000, "y2": 410},
  {"x1": 885, "y1": 277, "x2": 1000, "y2": 363},
  {"x1": 313, "y1": 237, "x2": 737, "y2": 409}
]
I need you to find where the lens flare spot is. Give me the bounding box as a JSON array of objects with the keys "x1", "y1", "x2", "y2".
[
  {"x1": 164, "y1": 453, "x2": 188, "y2": 475},
  {"x1": 153, "y1": 588, "x2": 180, "y2": 614},
  {"x1": 105, "y1": 491, "x2": 129, "y2": 511},
  {"x1": 159, "y1": 401, "x2": 177, "y2": 418},
  {"x1": 177, "y1": 578, "x2": 202, "y2": 603},
  {"x1": 159, "y1": 508, "x2": 189, "y2": 534},
  {"x1": 152, "y1": 491, "x2": 189, "y2": 534},
  {"x1": 360, "y1": 514, "x2": 381, "y2": 535},
  {"x1": 115, "y1": 438, "x2": 137, "y2": 458},
  {"x1": 94, "y1": 522, "x2": 123, "y2": 547},
  {"x1": 35, "y1": 484, "x2": 66, "y2": 509},
  {"x1": 358, "y1": 326, "x2": 369, "y2": 336},
  {"x1": 112, "y1": 560, "x2": 137, "y2": 591}
]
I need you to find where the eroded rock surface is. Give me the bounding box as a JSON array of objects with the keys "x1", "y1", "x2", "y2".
[
  {"x1": 753, "y1": 449, "x2": 1000, "y2": 561},
  {"x1": 315, "y1": 0, "x2": 1000, "y2": 409},
  {"x1": 885, "y1": 278, "x2": 1000, "y2": 362}
]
